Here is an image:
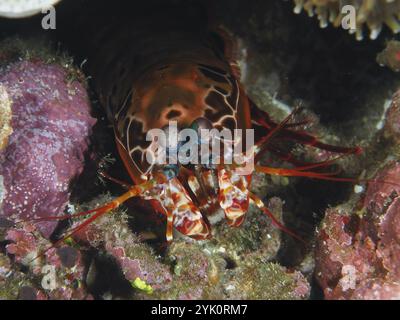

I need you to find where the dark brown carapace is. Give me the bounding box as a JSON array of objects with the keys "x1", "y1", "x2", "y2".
[{"x1": 28, "y1": 1, "x2": 365, "y2": 246}]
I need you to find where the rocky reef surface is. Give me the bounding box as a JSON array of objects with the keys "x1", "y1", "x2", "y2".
[
  {"x1": 0, "y1": 37, "x2": 310, "y2": 300},
  {"x1": 0, "y1": 0, "x2": 400, "y2": 300},
  {"x1": 315, "y1": 95, "x2": 400, "y2": 299}
]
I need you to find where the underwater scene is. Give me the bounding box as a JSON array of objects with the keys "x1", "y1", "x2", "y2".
[{"x1": 1, "y1": 0, "x2": 400, "y2": 302}]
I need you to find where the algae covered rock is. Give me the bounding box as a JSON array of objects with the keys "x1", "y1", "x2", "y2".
[
  {"x1": 72, "y1": 196, "x2": 173, "y2": 295},
  {"x1": 315, "y1": 161, "x2": 400, "y2": 299},
  {"x1": 377, "y1": 40, "x2": 400, "y2": 72},
  {"x1": 151, "y1": 239, "x2": 310, "y2": 300},
  {"x1": 0, "y1": 85, "x2": 12, "y2": 151},
  {"x1": 383, "y1": 89, "x2": 400, "y2": 141},
  {"x1": 1, "y1": 222, "x2": 92, "y2": 300},
  {"x1": 224, "y1": 261, "x2": 310, "y2": 300}
]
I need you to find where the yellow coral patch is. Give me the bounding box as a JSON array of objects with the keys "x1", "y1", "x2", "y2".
[
  {"x1": 0, "y1": 85, "x2": 13, "y2": 151},
  {"x1": 131, "y1": 277, "x2": 154, "y2": 294}
]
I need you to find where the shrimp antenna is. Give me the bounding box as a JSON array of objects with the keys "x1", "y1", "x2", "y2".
[
  {"x1": 249, "y1": 192, "x2": 305, "y2": 244},
  {"x1": 20, "y1": 174, "x2": 166, "y2": 263}
]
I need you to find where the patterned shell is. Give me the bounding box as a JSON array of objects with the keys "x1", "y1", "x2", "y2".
[{"x1": 84, "y1": 3, "x2": 251, "y2": 183}]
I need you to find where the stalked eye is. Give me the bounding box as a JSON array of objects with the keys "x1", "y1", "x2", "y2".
[
  {"x1": 190, "y1": 117, "x2": 214, "y2": 145},
  {"x1": 189, "y1": 118, "x2": 217, "y2": 170},
  {"x1": 162, "y1": 164, "x2": 179, "y2": 180},
  {"x1": 191, "y1": 117, "x2": 213, "y2": 132}
]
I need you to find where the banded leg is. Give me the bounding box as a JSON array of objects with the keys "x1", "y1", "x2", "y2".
[
  {"x1": 218, "y1": 167, "x2": 250, "y2": 227},
  {"x1": 158, "y1": 178, "x2": 212, "y2": 240}
]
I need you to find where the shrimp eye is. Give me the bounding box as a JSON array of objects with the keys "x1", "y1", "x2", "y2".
[
  {"x1": 190, "y1": 118, "x2": 218, "y2": 169},
  {"x1": 162, "y1": 164, "x2": 179, "y2": 180},
  {"x1": 190, "y1": 117, "x2": 214, "y2": 145},
  {"x1": 190, "y1": 117, "x2": 213, "y2": 132}
]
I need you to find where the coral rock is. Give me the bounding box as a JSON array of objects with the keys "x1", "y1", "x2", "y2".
[
  {"x1": 0, "y1": 39, "x2": 96, "y2": 238},
  {"x1": 225, "y1": 261, "x2": 310, "y2": 300},
  {"x1": 0, "y1": 85, "x2": 12, "y2": 151},
  {"x1": 0, "y1": 220, "x2": 92, "y2": 300},
  {"x1": 377, "y1": 40, "x2": 400, "y2": 72},
  {"x1": 384, "y1": 89, "x2": 400, "y2": 142},
  {"x1": 293, "y1": 0, "x2": 400, "y2": 40},
  {"x1": 315, "y1": 161, "x2": 400, "y2": 299},
  {"x1": 72, "y1": 200, "x2": 173, "y2": 294}
]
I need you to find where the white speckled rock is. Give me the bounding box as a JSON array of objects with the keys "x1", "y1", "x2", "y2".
[
  {"x1": 0, "y1": 85, "x2": 13, "y2": 151},
  {"x1": 0, "y1": 40, "x2": 96, "y2": 238},
  {"x1": 0, "y1": 0, "x2": 60, "y2": 18}
]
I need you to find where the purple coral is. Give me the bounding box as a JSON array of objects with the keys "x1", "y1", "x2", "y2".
[
  {"x1": 0, "y1": 46, "x2": 96, "y2": 238},
  {"x1": 315, "y1": 161, "x2": 400, "y2": 299}
]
